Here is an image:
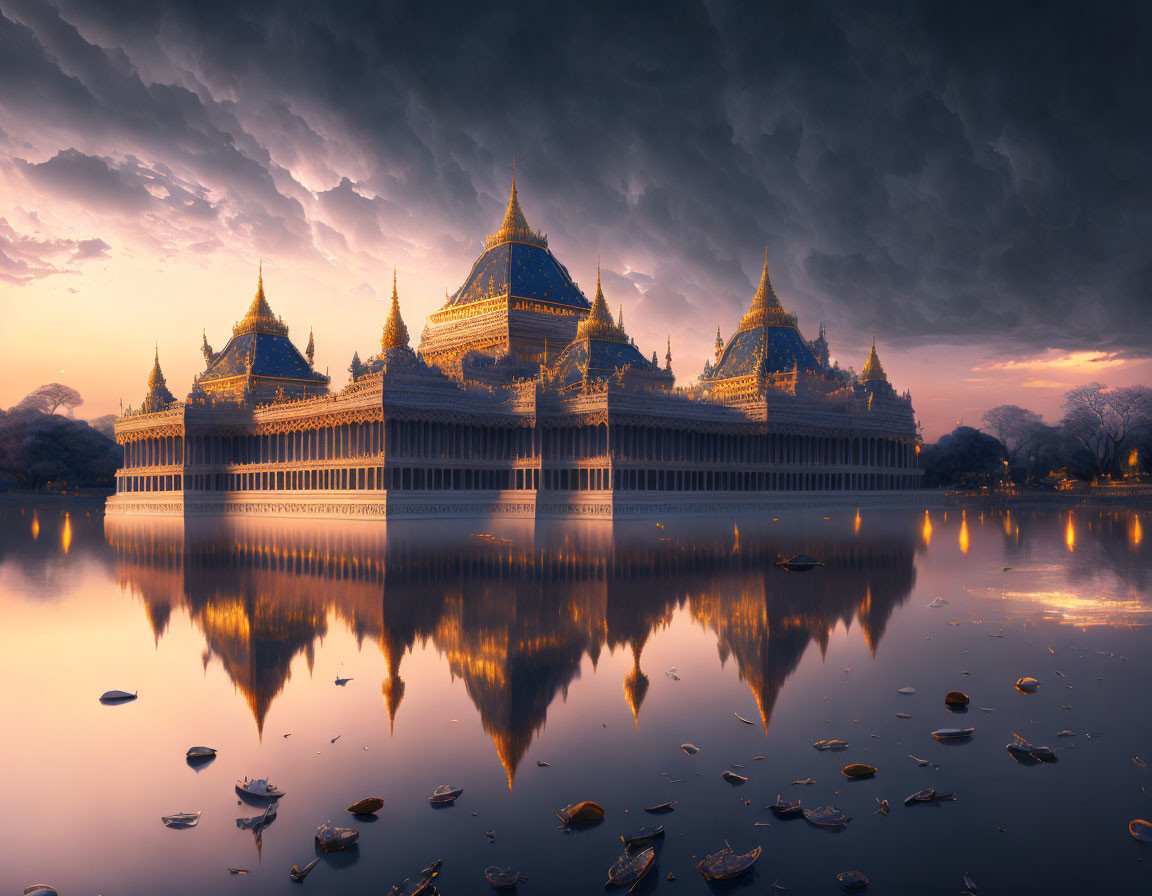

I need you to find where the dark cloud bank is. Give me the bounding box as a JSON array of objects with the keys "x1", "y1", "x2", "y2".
[{"x1": 2, "y1": 0, "x2": 1151, "y2": 359}]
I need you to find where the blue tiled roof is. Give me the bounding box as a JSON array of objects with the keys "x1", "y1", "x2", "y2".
[
  {"x1": 447, "y1": 242, "x2": 590, "y2": 309},
  {"x1": 202, "y1": 332, "x2": 322, "y2": 383},
  {"x1": 553, "y1": 337, "x2": 658, "y2": 387},
  {"x1": 711, "y1": 325, "x2": 820, "y2": 380}
]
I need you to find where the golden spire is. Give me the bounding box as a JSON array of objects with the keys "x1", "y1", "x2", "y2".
[
  {"x1": 714, "y1": 325, "x2": 724, "y2": 362},
  {"x1": 738, "y1": 247, "x2": 796, "y2": 332},
  {"x1": 617, "y1": 304, "x2": 625, "y2": 334},
  {"x1": 484, "y1": 162, "x2": 548, "y2": 250},
  {"x1": 380, "y1": 267, "x2": 410, "y2": 350},
  {"x1": 665, "y1": 335, "x2": 672, "y2": 370},
  {"x1": 142, "y1": 345, "x2": 175, "y2": 412},
  {"x1": 575, "y1": 265, "x2": 627, "y2": 342},
  {"x1": 234, "y1": 262, "x2": 289, "y2": 337},
  {"x1": 861, "y1": 326, "x2": 887, "y2": 382}
]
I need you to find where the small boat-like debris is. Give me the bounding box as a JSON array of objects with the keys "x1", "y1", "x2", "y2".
[
  {"x1": 1015, "y1": 677, "x2": 1041, "y2": 694},
  {"x1": 185, "y1": 746, "x2": 217, "y2": 762},
  {"x1": 837, "y1": 870, "x2": 869, "y2": 891},
  {"x1": 696, "y1": 842, "x2": 761, "y2": 880},
  {"x1": 334, "y1": 675, "x2": 353, "y2": 686},
  {"x1": 931, "y1": 727, "x2": 974, "y2": 741},
  {"x1": 289, "y1": 857, "x2": 320, "y2": 881},
  {"x1": 557, "y1": 800, "x2": 604, "y2": 824},
  {"x1": 606, "y1": 846, "x2": 656, "y2": 889},
  {"x1": 387, "y1": 860, "x2": 442, "y2": 896},
  {"x1": 485, "y1": 866, "x2": 525, "y2": 889},
  {"x1": 769, "y1": 795, "x2": 803, "y2": 818},
  {"x1": 776, "y1": 554, "x2": 823, "y2": 572},
  {"x1": 428, "y1": 784, "x2": 464, "y2": 805},
  {"x1": 945, "y1": 691, "x2": 970, "y2": 707},
  {"x1": 803, "y1": 806, "x2": 850, "y2": 828},
  {"x1": 903, "y1": 787, "x2": 956, "y2": 806},
  {"x1": 99, "y1": 689, "x2": 137, "y2": 703},
  {"x1": 722, "y1": 770, "x2": 748, "y2": 785},
  {"x1": 841, "y1": 763, "x2": 877, "y2": 779},
  {"x1": 315, "y1": 821, "x2": 359, "y2": 852},
  {"x1": 160, "y1": 810, "x2": 202, "y2": 828},
  {"x1": 681, "y1": 743, "x2": 699, "y2": 755},
  {"x1": 236, "y1": 803, "x2": 276, "y2": 831},
  {"x1": 643, "y1": 800, "x2": 677, "y2": 814},
  {"x1": 236, "y1": 777, "x2": 285, "y2": 800},
  {"x1": 347, "y1": 797, "x2": 385, "y2": 815},
  {"x1": 897, "y1": 686, "x2": 916, "y2": 695},
  {"x1": 621, "y1": 825, "x2": 665, "y2": 847},
  {"x1": 814, "y1": 739, "x2": 849, "y2": 751},
  {"x1": 874, "y1": 797, "x2": 890, "y2": 816},
  {"x1": 23, "y1": 887, "x2": 58, "y2": 896},
  {"x1": 1130, "y1": 819, "x2": 1152, "y2": 843},
  {"x1": 1006, "y1": 734, "x2": 1056, "y2": 764},
  {"x1": 537, "y1": 760, "x2": 551, "y2": 767},
  {"x1": 734, "y1": 711, "x2": 755, "y2": 725}
]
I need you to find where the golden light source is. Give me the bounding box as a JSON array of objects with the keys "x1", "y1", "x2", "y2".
[
  {"x1": 61, "y1": 511, "x2": 72, "y2": 555},
  {"x1": 958, "y1": 510, "x2": 970, "y2": 555},
  {"x1": 31, "y1": 510, "x2": 40, "y2": 540},
  {"x1": 922, "y1": 510, "x2": 932, "y2": 547},
  {"x1": 1065, "y1": 512, "x2": 1075, "y2": 552},
  {"x1": 1130, "y1": 513, "x2": 1143, "y2": 549},
  {"x1": 854, "y1": 509, "x2": 861, "y2": 535}
]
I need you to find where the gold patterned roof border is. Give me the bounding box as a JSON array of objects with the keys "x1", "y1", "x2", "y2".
[
  {"x1": 380, "y1": 268, "x2": 411, "y2": 350},
  {"x1": 484, "y1": 162, "x2": 548, "y2": 251},
  {"x1": 738, "y1": 247, "x2": 797, "y2": 332},
  {"x1": 861, "y1": 327, "x2": 888, "y2": 382},
  {"x1": 575, "y1": 266, "x2": 627, "y2": 343},
  {"x1": 234, "y1": 262, "x2": 290, "y2": 337}
]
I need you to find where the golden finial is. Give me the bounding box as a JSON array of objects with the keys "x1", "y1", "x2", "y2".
[
  {"x1": 484, "y1": 161, "x2": 547, "y2": 250},
  {"x1": 380, "y1": 266, "x2": 410, "y2": 351},
  {"x1": 575, "y1": 264, "x2": 627, "y2": 342},
  {"x1": 234, "y1": 262, "x2": 288, "y2": 337},
  {"x1": 861, "y1": 325, "x2": 888, "y2": 382},
  {"x1": 738, "y1": 246, "x2": 795, "y2": 332},
  {"x1": 665, "y1": 335, "x2": 672, "y2": 371}
]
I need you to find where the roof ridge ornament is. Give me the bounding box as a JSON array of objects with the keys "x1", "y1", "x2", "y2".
[
  {"x1": 861, "y1": 325, "x2": 888, "y2": 382},
  {"x1": 234, "y1": 262, "x2": 289, "y2": 337},
  {"x1": 380, "y1": 267, "x2": 411, "y2": 351},
  {"x1": 575, "y1": 265, "x2": 628, "y2": 343},
  {"x1": 484, "y1": 163, "x2": 548, "y2": 250},
  {"x1": 738, "y1": 246, "x2": 796, "y2": 332}
]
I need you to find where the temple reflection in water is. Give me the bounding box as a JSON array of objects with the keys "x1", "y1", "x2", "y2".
[{"x1": 105, "y1": 513, "x2": 918, "y2": 783}]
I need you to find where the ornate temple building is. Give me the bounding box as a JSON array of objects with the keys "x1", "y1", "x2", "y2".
[{"x1": 109, "y1": 173, "x2": 921, "y2": 520}]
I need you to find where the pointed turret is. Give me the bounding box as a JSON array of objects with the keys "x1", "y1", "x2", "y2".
[
  {"x1": 380, "y1": 268, "x2": 411, "y2": 351},
  {"x1": 305, "y1": 328, "x2": 315, "y2": 366},
  {"x1": 575, "y1": 266, "x2": 626, "y2": 342},
  {"x1": 737, "y1": 247, "x2": 796, "y2": 332},
  {"x1": 665, "y1": 336, "x2": 672, "y2": 371},
  {"x1": 861, "y1": 327, "x2": 888, "y2": 383},
  {"x1": 714, "y1": 325, "x2": 724, "y2": 362},
  {"x1": 618, "y1": 305, "x2": 625, "y2": 336},
  {"x1": 141, "y1": 345, "x2": 176, "y2": 413},
  {"x1": 201, "y1": 330, "x2": 214, "y2": 367},
  {"x1": 234, "y1": 262, "x2": 289, "y2": 337},
  {"x1": 484, "y1": 161, "x2": 548, "y2": 250}
]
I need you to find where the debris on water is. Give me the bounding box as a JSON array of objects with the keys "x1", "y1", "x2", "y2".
[
  {"x1": 665, "y1": 667, "x2": 681, "y2": 681},
  {"x1": 485, "y1": 829, "x2": 496, "y2": 841},
  {"x1": 1130, "y1": 819, "x2": 1152, "y2": 843},
  {"x1": 236, "y1": 803, "x2": 277, "y2": 831},
  {"x1": 227, "y1": 868, "x2": 249, "y2": 874},
  {"x1": 331, "y1": 735, "x2": 341, "y2": 744},
  {"x1": 842, "y1": 764, "x2": 876, "y2": 779},
  {"x1": 315, "y1": 821, "x2": 359, "y2": 852},
  {"x1": 537, "y1": 760, "x2": 551, "y2": 767},
  {"x1": 99, "y1": 689, "x2": 137, "y2": 703},
  {"x1": 898, "y1": 687, "x2": 916, "y2": 695},
  {"x1": 907, "y1": 754, "x2": 930, "y2": 766},
  {"x1": 814, "y1": 739, "x2": 849, "y2": 751},
  {"x1": 387, "y1": 858, "x2": 442, "y2": 896},
  {"x1": 347, "y1": 797, "x2": 384, "y2": 815},
  {"x1": 792, "y1": 777, "x2": 816, "y2": 786},
  {"x1": 283, "y1": 733, "x2": 291, "y2": 738},
  {"x1": 963, "y1": 871, "x2": 978, "y2": 892},
  {"x1": 643, "y1": 800, "x2": 678, "y2": 813},
  {"x1": 837, "y1": 870, "x2": 869, "y2": 891},
  {"x1": 734, "y1": 711, "x2": 755, "y2": 725},
  {"x1": 803, "y1": 806, "x2": 851, "y2": 828},
  {"x1": 428, "y1": 785, "x2": 464, "y2": 805},
  {"x1": 931, "y1": 727, "x2": 974, "y2": 741},
  {"x1": 770, "y1": 795, "x2": 803, "y2": 817},
  {"x1": 874, "y1": 797, "x2": 890, "y2": 816},
  {"x1": 681, "y1": 743, "x2": 699, "y2": 755},
  {"x1": 1056, "y1": 670, "x2": 1066, "y2": 677},
  {"x1": 753, "y1": 755, "x2": 765, "y2": 761},
  {"x1": 945, "y1": 691, "x2": 970, "y2": 707},
  {"x1": 334, "y1": 676, "x2": 353, "y2": 686},
  {"x1": 289, "y1": 857, "x2": 320, "y2": 881},
  {"x1": 988, "y1": 632, "x2": 1004, "y2": 638},
  {"x1": 485, "y1": 866, "x2": 525, "y2": 889},
  {"x1": 23, "y1": 887, "x2": 59, "y2": 896},
  {"x1": 723, "y1": 770, "x2": 749, "y2": 785},
  {"x1": 606, "y1": 846, "x2": 656, "y2": 889},
  {"x1": 927, "y1": 598, "x2": 949, "y2": 607},
  {"x1": 622, "y1": 825, "x2": 665, "y2": 847},
  {"x1": 558, "y1": 800, "x2": 605, "y2": 823},
  {"x1": 696, "y1": 842, "x2": 762, "y2": 879},
  {"x1": 1086, "y1": 731, "x2": 1102, "y2": 739},
  {"x1": 1136, "y1": 757, "x2": 1148, "y2": 768},
  {"x1": 776, "y1": 554, "x2": 823, "y2": 571},
  {"x1": 160, "y1": 810, "x2": 202, "y2": 828},
  {"x1": 1056, "y1": 730, "x2": 1076, "y2": 738},
  {"x1": 896, "y1": 713, "x2": 912, "y2": 720},
  {"x1": 904, "y1": 787, "x2": 956, "y2": 806},
  {"x1": 979, "y1": 707, "x2": 995, "y2": 713},
  {"x1": 236, "y1": 777, "x2": 285, "y2": 800},
  {"x1": 1015, "y1": 677, "x2": 1041, "y2": 694},
  {"x1": 186, "y1": 746, "x2": 217, "y2": 761},
  {"x1": 1007, "y1": 734, "x2": 1057, "y2": 764}
]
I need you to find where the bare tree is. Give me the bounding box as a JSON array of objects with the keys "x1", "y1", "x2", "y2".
[
  {"x1": 14, "y1": 383, "x2": 85, "y2": 416},
  {"x1": 981, "y1": 405, "x2": 1044, "y2": 466},
  {"x1": 1061, "y1": 383, "x2": 1152, "y2": 476}
]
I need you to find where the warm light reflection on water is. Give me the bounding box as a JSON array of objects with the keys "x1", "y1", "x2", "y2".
[
  {"x1": 2, "y1": 502, "x2": 1152, "y2": 895},
  {"x1": 1132, "y1": 513, "x2": 1143, "y2": 548},
  {"x1": 1066, "y1": 510, "x2": 1076, "y2": 551}
]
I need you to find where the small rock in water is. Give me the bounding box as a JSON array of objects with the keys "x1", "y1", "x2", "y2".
[
  {"x1": 1015, "y1": 677, "x2": 1041, "y2": 694},
  {"x1": 837, "y1": 870, "x2": 869, "y2": 891},
  {"x1": 896, "y1": 713, "x2": 912, "y2": 719},
  {"x1": 928, "y1": 598, "x2": 949, "y2": 607},
  {"x1": 681, "y1": 744, "x2": 699, "y2": 755},
  {"x1": 897, "y1": 687, "x2": 917, "y2": 695},
  {"x1": 537, "y1": 760, "x2": 551, "y2": 767}
]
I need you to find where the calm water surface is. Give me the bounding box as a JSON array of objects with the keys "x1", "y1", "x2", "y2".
[{"x1": 2, "y1": 502, "x2": 1152, "y2": 894}]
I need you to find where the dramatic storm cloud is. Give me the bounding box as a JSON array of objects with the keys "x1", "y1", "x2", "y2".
[{"x1": 1, "y1": 0, "x2": 1150, "y2": 434}]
